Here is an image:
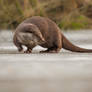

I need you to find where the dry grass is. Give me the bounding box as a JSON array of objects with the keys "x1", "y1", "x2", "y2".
[{"x1": 0, "y1": 0, "x2": 92, "y2": 30}]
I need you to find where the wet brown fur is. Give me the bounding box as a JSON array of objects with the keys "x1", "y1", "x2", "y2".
[{"x1": 13, "y1": 16, "x2": 92, "y2": 53}]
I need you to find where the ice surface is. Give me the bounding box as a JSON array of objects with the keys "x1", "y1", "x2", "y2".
[{"x1": 0, "y1": 30, "x2": 92, "y2": 92}]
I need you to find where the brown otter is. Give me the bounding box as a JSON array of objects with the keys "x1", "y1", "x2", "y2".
[{"x1": 13, "y1": 16, "x2": 92, "y2": 53}]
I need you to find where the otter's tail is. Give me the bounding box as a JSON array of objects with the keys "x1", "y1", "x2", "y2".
[{"x1": 62, "y1": 34, "x2": 92, "y2": 53}]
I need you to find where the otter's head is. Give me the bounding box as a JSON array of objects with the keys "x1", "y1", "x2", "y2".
[{"x1": 16, "y1": 23, "x2": 46, "y2": 46}]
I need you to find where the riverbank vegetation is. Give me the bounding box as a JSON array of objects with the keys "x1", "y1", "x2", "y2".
[{"x1": 0, "y1": 0, "x2": 92, "y2": 30}]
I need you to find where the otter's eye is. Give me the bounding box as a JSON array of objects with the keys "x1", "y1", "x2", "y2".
[
  {"x1": 25, "y1": 30, "x2": 33, "y2": 33},
  {"x1": 29, "y1": 31, "x2": 33, "y2": 33}
]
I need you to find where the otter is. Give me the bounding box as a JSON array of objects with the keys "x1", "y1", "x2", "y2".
[{"x1": 13, "y1": 16, "x2": 92, "y2": 53}]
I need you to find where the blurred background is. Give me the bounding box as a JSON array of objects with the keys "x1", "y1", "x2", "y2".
[{"x1": 0, "y1": 0, "x2": 92, "y2": 30}]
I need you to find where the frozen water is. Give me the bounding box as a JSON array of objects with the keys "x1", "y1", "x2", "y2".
[{"x1": 0, "y1": 30, "x2": 92, "y2": 92}]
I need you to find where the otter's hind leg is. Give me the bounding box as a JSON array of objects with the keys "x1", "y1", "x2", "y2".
[
  {"x1": 40, "y1": 47, "x2": 61, "y2": 53},
  {"x1": 47, "y1": 33, "x2": 62, "y2": 53},
  {"x1": 40, "y1": 34, "x2": 62, "y2": 53}
]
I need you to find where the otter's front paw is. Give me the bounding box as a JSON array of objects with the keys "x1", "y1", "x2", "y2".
[{"x1": 24, "y1": 50, "x2": 32, "y2": 54}]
